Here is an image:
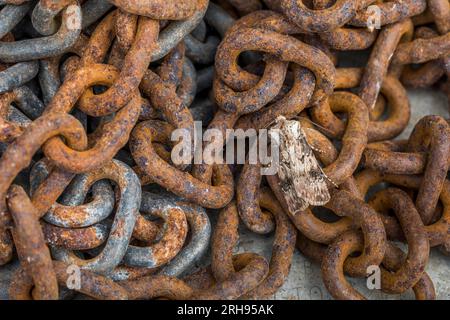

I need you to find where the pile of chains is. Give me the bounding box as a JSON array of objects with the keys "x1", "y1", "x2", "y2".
[{"x1": 0, "y1": 0, "x2": 449, "y2": 300}]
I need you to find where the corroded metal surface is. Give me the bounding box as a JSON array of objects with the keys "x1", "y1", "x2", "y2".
[{"x1": 0, "y1": 0, "x2": 448, "y2": 301}]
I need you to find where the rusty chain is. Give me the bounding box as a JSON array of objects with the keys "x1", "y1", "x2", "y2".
[{"x1": 0, "y1": 0, "x2": 448, "y2": 300}]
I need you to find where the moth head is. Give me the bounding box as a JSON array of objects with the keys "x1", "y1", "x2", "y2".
[{"x1": 274, "y1": 115, "x2": 287, "y2": 127}]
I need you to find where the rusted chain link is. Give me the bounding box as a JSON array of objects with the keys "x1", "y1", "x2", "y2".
[{"x1": 0, "y1": 0, "x2": 448, "y2": 301}]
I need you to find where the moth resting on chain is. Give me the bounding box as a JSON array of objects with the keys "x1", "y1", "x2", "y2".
[{"x1": 270, "y1": 116, "x2": 331, "y2": 214}]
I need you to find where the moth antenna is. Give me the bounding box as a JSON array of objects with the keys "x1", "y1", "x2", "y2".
[
  {"x1": 265, "y1": 118, "x2": 278, "y2": 129},
  {"x1": 268, "y1": 115, "x2": 289, "y2": 129},
  {"x1": 324, "y1": 172, "x2": 339, "y2": 188},
  {"x1": 308, "y1": 143, "x2": 323, "y2": 154},
  {"x1": 295, "y1": 116, "x2": 337, "y2": 137}
]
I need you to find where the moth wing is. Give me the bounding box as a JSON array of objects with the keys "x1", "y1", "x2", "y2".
[
  {"x1": 292, "y1": 135, "x2": 330, "y2": 207},
  {"x1": 274, "y1": 117, "x2": 330, "y2": 214},
  {"x1": 276, "y1": 129, "x2": 307, "y2": 213},
  {"x1": 286, "y1": 196, "x2": 309, "y2": 215},
  {"x1": 277, "y1": 128, "x2": 313, "y2": 213}
]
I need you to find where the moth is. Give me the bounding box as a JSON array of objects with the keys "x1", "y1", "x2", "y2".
[{"x1": 270, "y1": 116, "x2": 332, "y2": 214}]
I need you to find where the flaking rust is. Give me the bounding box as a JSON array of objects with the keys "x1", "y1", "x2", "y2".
[
  {"x1": 0, "y1": 0, "x2": 449, "y2": 301},
  {"x1": 270, "y1": 116, "x2": 332, "y2": 214}
]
